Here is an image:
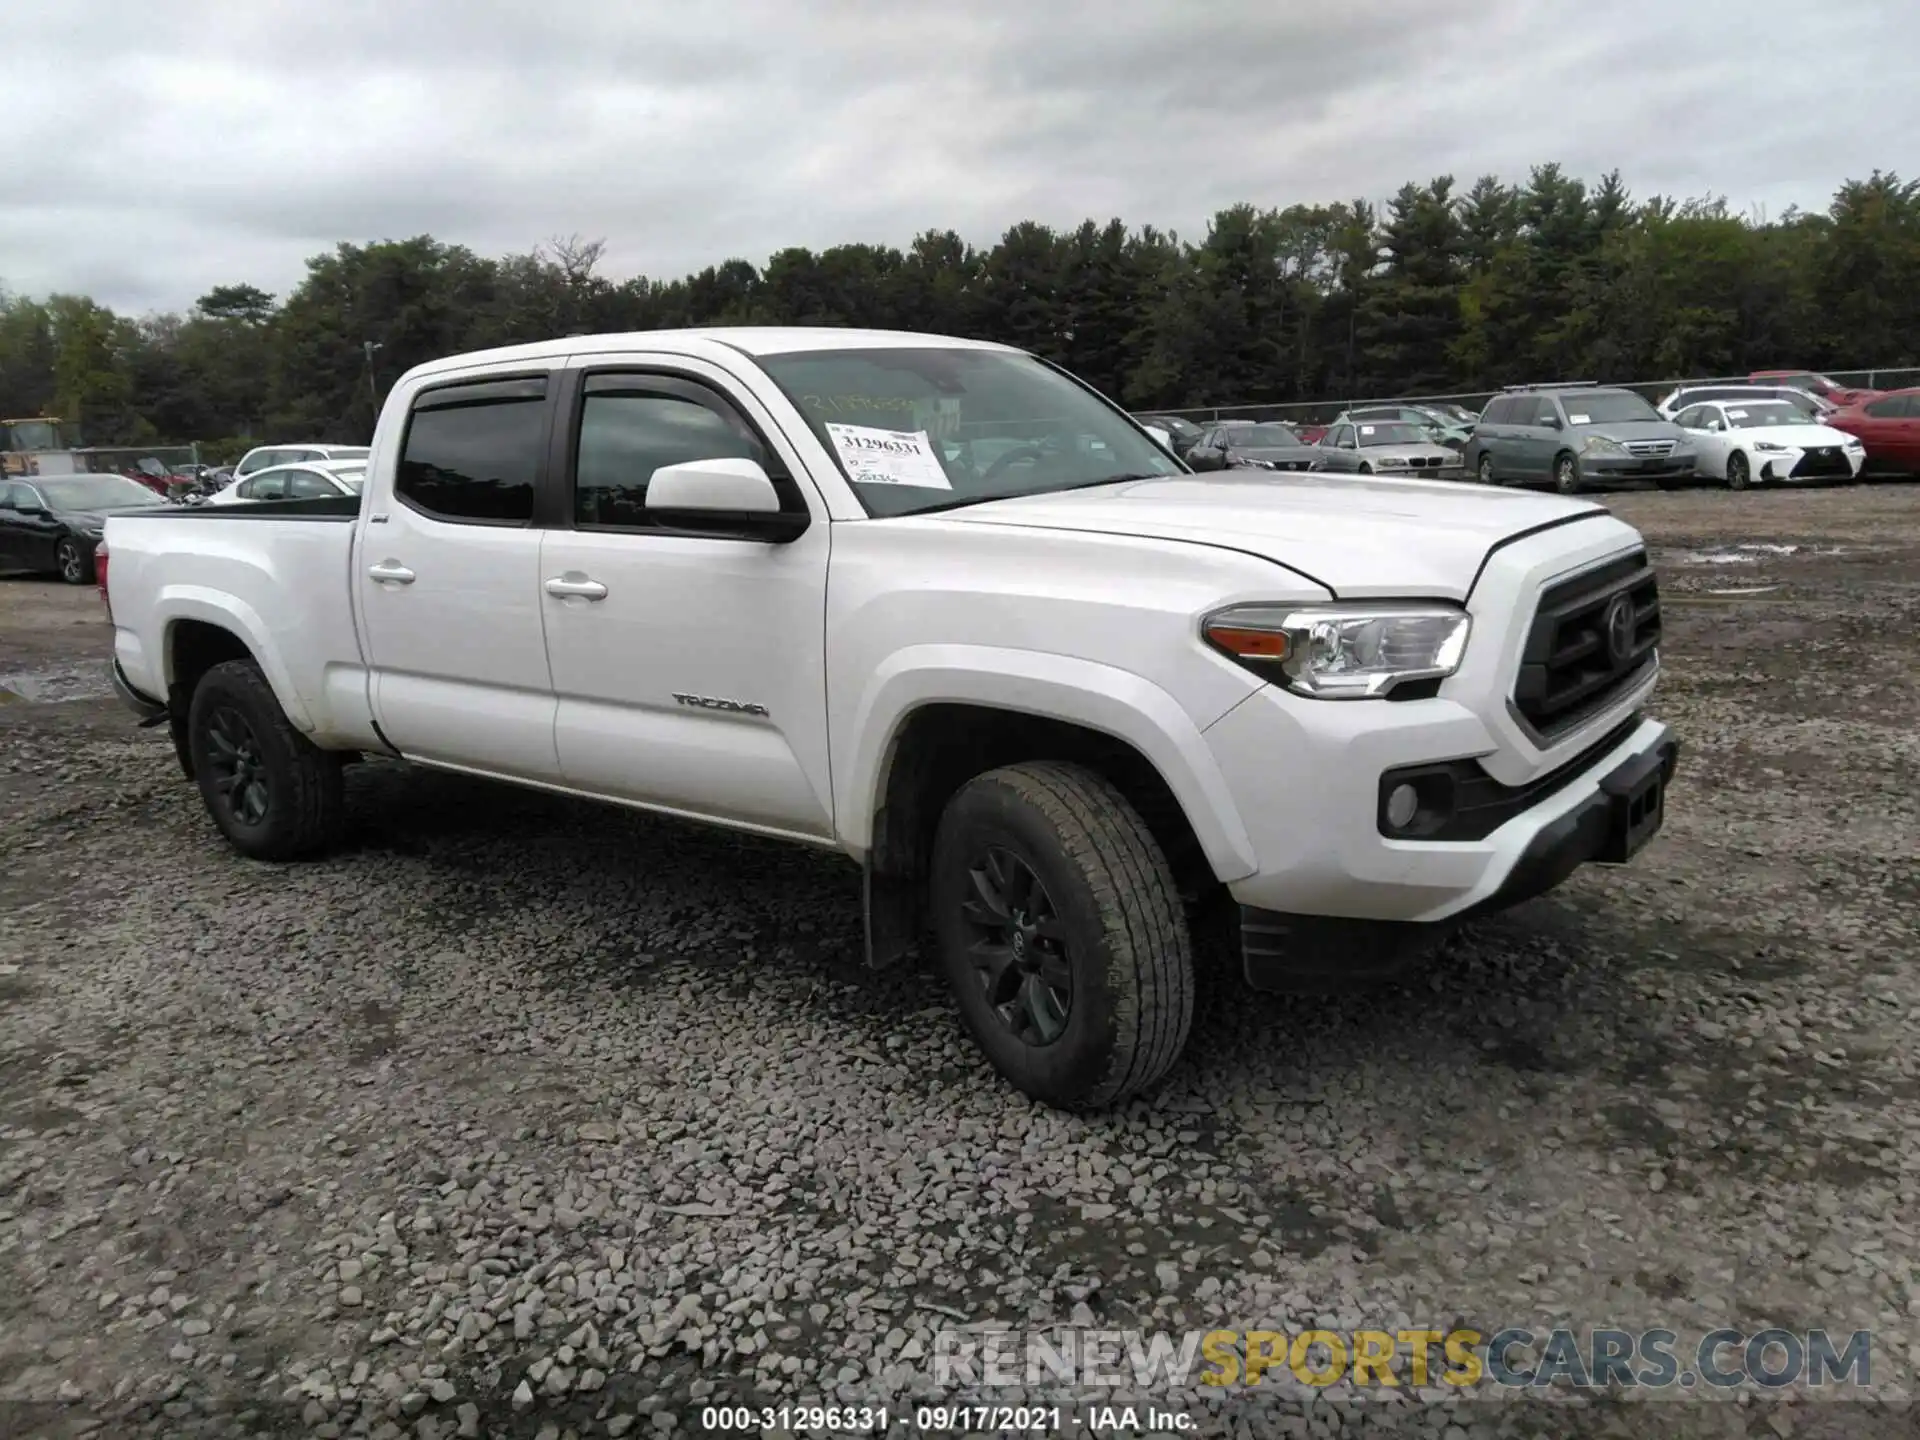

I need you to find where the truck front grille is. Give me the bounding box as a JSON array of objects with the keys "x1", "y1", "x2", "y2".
[{"x1": 1512, "y1": 550, "x2": 1660, "y2": 739}]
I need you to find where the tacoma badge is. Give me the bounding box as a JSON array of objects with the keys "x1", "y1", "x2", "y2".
[{"x1": 671, "y1": 692, "x2": 769, "y2": 717}]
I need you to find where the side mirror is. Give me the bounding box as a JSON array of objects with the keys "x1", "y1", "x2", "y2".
[
  {"x1": 1143, "y1": 425, "x2": 1172, "y2": 451},
  {"x1": 1541, "y1": 414, "x2": 1563, "y2": 430},
  {"x1": 645, "y1": 458, "x2": 809, "y2": 543}
]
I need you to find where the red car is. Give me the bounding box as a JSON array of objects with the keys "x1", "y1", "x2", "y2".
[
  {"x1": 1749, "y1": 370, "x2": 1880, "y2": 408},
  {"x1": 1825, "y1": 388, "x2": 1920, "y2": 475}
]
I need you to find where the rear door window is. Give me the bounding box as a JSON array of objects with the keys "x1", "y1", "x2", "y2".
[{"x1": 396, "y1": 376, "x2": 549, "y2": 524}]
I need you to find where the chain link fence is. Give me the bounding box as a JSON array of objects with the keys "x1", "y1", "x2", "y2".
[{"x1": 1150, "y1": 366, "x2": 1920, "y2": 428}]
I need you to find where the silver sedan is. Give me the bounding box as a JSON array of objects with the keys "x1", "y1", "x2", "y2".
[{"x1": 1312, "y1": 420, "x2": 1465, "y2": 478}]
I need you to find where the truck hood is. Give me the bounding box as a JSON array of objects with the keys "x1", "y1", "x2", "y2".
[{"x1": 934, "y1": 473, "x2": 1608, "y2": 599}]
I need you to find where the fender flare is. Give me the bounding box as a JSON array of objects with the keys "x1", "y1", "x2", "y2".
[
  {"x1": 838, "y1": 644, "x2": 1260, "y2": 883},
  {"x1": 157, "y1": 585, "x2": 317, "y2": 732}
]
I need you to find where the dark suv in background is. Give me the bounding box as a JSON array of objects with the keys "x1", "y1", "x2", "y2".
[{"x1": 1466, "y1": 383, "x2": 1695, "y2": 493}]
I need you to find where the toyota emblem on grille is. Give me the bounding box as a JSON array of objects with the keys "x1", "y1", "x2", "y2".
[{"x1": 1604, "y1": 594, "x2": 1636, "y2": 665}]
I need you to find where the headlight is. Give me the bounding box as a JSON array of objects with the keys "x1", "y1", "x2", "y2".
[
  {"x1": 1580, "y1": 436, "x2": 1627, "y2": 456},
  {"x1": 1203, "y1": 604, "x2": 1471, "y2": 699},
  {"x1": 1373, "y1": 455, "x2": 1408, "y2": 468},
  {"x1": 1754, "y1": 441, "x2": 1790, "y2": 453}
]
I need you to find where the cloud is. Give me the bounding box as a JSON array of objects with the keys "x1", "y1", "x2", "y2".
[{"x1": 2, "y1": 0, "x2": 1910, "y2": 313}]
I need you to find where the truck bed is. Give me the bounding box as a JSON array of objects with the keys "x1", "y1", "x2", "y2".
[
  {"x1": 104, "y1": 501, "x2": 378, "y2": 747},
  {"x1": 135, "y1": 495, "x2": 361, "y2": 521}
]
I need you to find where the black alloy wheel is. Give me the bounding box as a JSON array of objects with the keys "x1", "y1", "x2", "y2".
[
  {"x1": 203, "y1": 705, "x2": 272, "y2": 828},
  {"x1": 56, "y1": 538, "x2": 90, "y2": 584},
  {"x1": 959, "y1": 845, "x2": 1074, "y2": 1046}
]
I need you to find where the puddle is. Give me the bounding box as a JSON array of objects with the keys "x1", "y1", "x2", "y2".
[
  {"x1": 0, "y1": 660, "x2": 114, "y2": 704},
  {"x1": 1674, "y1": 543, "x2": 1845, "y2": 566}
]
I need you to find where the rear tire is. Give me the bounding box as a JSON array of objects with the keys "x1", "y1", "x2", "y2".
[
  {"x1": 187, "y1": 659, "x2": 344, "y2": 860},
  {"x1": 1553, "y1": 452, "x2": 1582, "y2": 495},
  {"x1": 930, "y1": 761, "x2": 1193, "y2": 1111}
]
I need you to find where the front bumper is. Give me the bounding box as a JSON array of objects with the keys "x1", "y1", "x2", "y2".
[
  {"x1": 1756, "y1": 447, "x2": 1865, "y2": 483},
  {"x1": 1234, "y1": 724, "x2": 1679, "y2": 990},
  {"x1": 1581, "y1": 452, "x2": 1695, "y2": 479},
  {"x1": 1206, "y1": 660, "x2": 1675, "y2": 926}
]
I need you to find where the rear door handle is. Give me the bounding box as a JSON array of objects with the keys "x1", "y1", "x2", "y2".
[
  {"x1": 545, "y1": 576, "x2": 608, "y2": 600},
  {"x1": 368, "y1": 562, "x2": 415, "y2": 584}
]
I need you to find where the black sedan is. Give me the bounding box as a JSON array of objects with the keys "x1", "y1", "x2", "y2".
[
  {"x1": 0, "y1": 473, "x2": 171, "y2": 583},
  {"x1": 1185, "y1": 421, "x2": 1325, "y2": 473}
]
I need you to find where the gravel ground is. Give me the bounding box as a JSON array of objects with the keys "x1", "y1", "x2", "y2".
[{"x1": 3, "y1": 486, "x2": 1919, "y2": 1439}]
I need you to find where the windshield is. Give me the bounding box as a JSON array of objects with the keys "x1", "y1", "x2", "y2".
[
  {"x1": 1724, "y1": 403, "x2": 1813, "y2": 429},
  {"x1": 1563, "y1": 391, "x2": 1660, "y2": 424},
  {"x1": 1232, "y1": 424, "x2": 1302, "y2": 447},
  {"x1": 1355, "y1": 422, "x2": 1429, "y2": 446},
  {"x1": 35, "y1": 475, "x2": 169, "y2": 510},
  {"x1": 756, "y1": 347, "x2": 1183, "y2": 517}
]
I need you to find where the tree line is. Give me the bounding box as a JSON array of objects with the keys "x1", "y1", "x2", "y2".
[{"x1": 2, "y1": 164, "x2": 1916, "y2": 456}]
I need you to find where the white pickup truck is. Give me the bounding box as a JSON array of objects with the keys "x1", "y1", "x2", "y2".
[{"x1": 101, "y1": 328, "x2": 1677, "y2": 1109}]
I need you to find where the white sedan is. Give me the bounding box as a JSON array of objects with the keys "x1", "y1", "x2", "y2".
[
  {"x1": 205, "y1": 461, "x2": 366, "y2": 506},
  {"x1": 1670, "y1": 399, "x2": 1865, "y2": 489}
]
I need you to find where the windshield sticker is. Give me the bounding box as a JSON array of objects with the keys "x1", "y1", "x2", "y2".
[
  {"x1": 1359, "y1": 425, "x2": 1376, "y2": 435},
  {"x1": 824, "y1": 423, "x2": 952, "y2": 490},
  {"x1": 1726, "y1": 409, "x2": 1749, "y2": 419},
  {"x1": 1567, "y1": 413, "x2": 1591, "y2": 424}
]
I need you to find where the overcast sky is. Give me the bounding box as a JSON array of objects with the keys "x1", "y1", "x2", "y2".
[{"x1": 5, "y1": 0, "x2": 1912, "y2": 315}]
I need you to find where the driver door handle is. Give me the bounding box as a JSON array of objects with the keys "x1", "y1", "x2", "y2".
[
  {"x1": 545, "y1": 576, "x2": 608, "y2": 600},
  {"x1": 367, "y1": 561, "x2": 415, "y2": 584}
]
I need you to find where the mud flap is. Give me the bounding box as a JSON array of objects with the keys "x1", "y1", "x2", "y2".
[{"x1": 864, "y1": 863, "x2": 920, "y2": 968}]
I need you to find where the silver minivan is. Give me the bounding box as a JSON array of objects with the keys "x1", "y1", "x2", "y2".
[{"x1": 1466, "y1": 384, "x2": 1695, "y2": 494}]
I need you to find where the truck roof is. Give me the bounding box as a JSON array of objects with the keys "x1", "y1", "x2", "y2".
[{"x1": 404, "y1": 326, "x2": 1020, "y2": 382}]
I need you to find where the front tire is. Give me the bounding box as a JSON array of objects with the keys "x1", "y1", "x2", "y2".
[
  {"x1": 1553, "y1": 452, "x2": 1582, "y2": 495},
  {"x1": 1476, "y1": 453, "x2": 1497, "y2": 486},
  {"x1": 55, "y1": 538, "x2": 93, "y2": 585},
  {"x1": 930, "y1": 762, "x2": 1193, "y2": 1111},
  {"x1": 1727, "y1": 451, "x2": 1751, "y2": 491},
  {"x1": 187, "y1": 659, "x2": 345, "y2": 860}
]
